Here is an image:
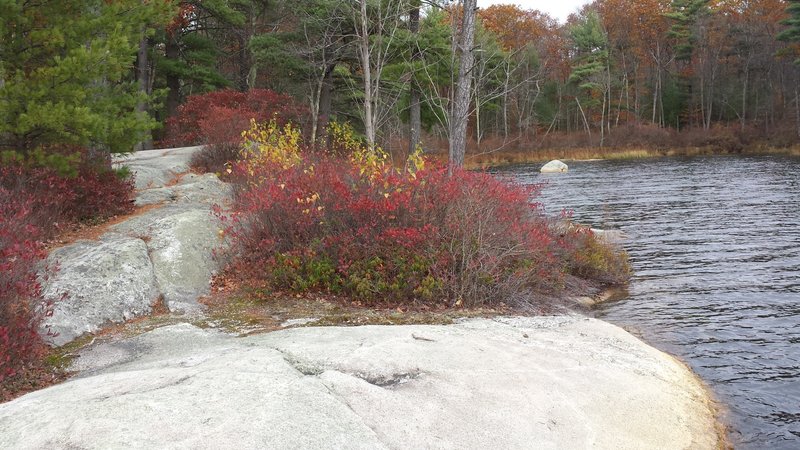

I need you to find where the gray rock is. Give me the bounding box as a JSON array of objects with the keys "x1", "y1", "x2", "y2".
[
  {"x1": 39, "y1": 235, "x2": 159, "y2": 346},
  {"x1": 280, "y1": 317, "x2": 320, "y2": 328},
  {"x1": 173, "y1": 173, "x2": 232, "y2": 205},
  {"x1": 540, "y1": 159, "x2": 569, "y2": 173},
  {"x1": 38, "y1": 146, "x2": 229, "y2": 346},
  {"x1": 146, "y1": 209, "x2": 223, "y2": 312},
  {"x1": 2, "y1": 318, "x2": 720, "y2": 449},
  {"x1": 591, "y1": 228, "x2": 627, "y2": 246},
  {"x1": 134, "y1": 187, "x2": 176, "y2": 206},
  {"x1": 113, "y1": 207, "x2": 224, "y2": 313},
  {"x1": 132, "y1": 174, "x2": 231, "y2": 207},
  {"x1": 114, "y1": 146, "x2": 203, "y2": 190}
]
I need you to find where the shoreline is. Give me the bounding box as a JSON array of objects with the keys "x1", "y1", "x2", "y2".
[
  {"x1": 586, "y1": 287, "x2": 731, "y2": 449},
  {"x1": 455, "y1": 144, "x2": 800, "y2": 169},
  {"x1": 7, "y1": 283, "x2": 731, "y2": 448},
  {"x1": 0, "y1": 315, "x2": 726, "y2": 449},
  {"x1": 667, "y1": 351, "x2": 733, "y2": 449}
]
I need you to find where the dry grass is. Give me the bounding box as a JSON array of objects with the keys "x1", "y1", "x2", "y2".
[
  {"x1": 462, "y1": 147, "x2": 662, "y2": 168},
  {"x1": 742, "y1": 144, "x2": 800, "y2": 156},
  {"x1": 199, "y1": 272, "x2": 520, "y2": 336},
  {"x1": 400, "y1": 124, "x2": 800, "y2": 169}
]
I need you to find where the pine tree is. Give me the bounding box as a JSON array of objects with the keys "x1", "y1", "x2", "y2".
[
  {"x1": 0, "y1": 0, "x2": 175, "y2": 155},
  {"x1": 778, "y1": 0, "x2": 800, "y2": 65},
  {"x1": 665, "y1": 0, "x2": 709, "y2": 61}
]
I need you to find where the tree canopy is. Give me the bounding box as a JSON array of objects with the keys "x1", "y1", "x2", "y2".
[{"x1": 2, "y1": 0, "x2": 799, "y2": 159}]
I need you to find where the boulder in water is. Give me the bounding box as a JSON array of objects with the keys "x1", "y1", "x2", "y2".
[{"x1": 540, "y1": 160, "x2": 568, "y2": 173}]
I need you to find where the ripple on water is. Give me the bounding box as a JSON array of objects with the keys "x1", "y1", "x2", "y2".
[{"x1": 503, "y1": 155, "x2": 800, "y2": 449}]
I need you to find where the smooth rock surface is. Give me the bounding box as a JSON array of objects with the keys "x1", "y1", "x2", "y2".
[
  {"x1": 541, "y1": 159, "x2": 569, "y2": 173},
  {"x1": 133, "y1": 186, "x2": 176, "y2": 206},
  {"x1": 111, "y1": 207, "x2": 224, "y2": 313},
  {"x1": 133, "y1": 172, "x2": 232, "y2": 207},
  {"x1": 3, "y1": 317, "x2": 720, "y2": 449},
  {"x1": 139, "y1": 209, "x2": 222, "y2": 312},
  {"x1": 173, "y1": 172, "x2": 232, "y2": 205},
  {"x1": 39, "y1": 235, "x2": 159, "y2": 346},
  {"x1": 114, "y1": 146, "x2": 202, "y2": 190},
  {"x1": 40, "y1": 146, "x2": 229, "y2": 346}
]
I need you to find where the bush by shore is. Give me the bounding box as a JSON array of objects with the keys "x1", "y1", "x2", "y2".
[{"x1": 218, "y1": 121, "x2": 630, "y2": 310}]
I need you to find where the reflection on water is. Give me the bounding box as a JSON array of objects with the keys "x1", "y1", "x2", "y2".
[{"x1": 502, "y1": 155, "x2": 800, "y2": 449}]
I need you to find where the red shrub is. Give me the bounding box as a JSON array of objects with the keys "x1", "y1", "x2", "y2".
[
  {"x1": 0, "y1": 187, "x2": 49, "y2": 383},
  {"x1": 223, "y1": 151, "x2": 574, "y2": 307},
  {"x1": 1, "y1": 149, "x2": 134, "y2": 228},
  {"x1": 162, "y1": 89, "x2": 307, "y2": 148},
  {"x1": 69, "y1": 161, "x2": 135, "y2": 222},
  {"x1": 0, "y1": 147, "x2": 134, "y2": 385}
]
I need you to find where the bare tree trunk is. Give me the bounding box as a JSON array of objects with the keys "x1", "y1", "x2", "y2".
[
  {"x1": 134, "y1": 32, "x2": 152, "y2": 151},
  {"x1": 502, "y1": 67, "x2": 510, "y2": 141},
  {"x1": 309, "y1": 79, "x2": 323, "y2": 147},
  {"x1": 448, "y1": 0, "x2": 477, "y2": 173},
  {"x1": 741, "y1": 63, "x2": 749, "y2": 131},
  {"x1": 408, "y1": 2, "x2": 421, "y2": 154},
  {"x1": 307, "y1": 61, "x2": 335, "y2": 148},
  {"x1": 617, "y1": 52, "x2": 627, "y2": 127},
  {"x1": 544, "y1": 85, "x2": 561, "y2": 137},
  {"x1": 651, "y1": 43, "x2": 660, "y2": 125},
  {"x1": 474, "y1": 71, "x2": 481, "y2": 148},
  {"x1": 320, "y1": 66, "x2": 334, "y2": 131},
  {"x1": 652, "y1": 68, "x2": 660, "y2": 125},
  {"x1": 237, "y1": 34, "x2": 250, "y2": 92},
  {"x1": 600, "y1": 94, "x2": 606, "y2": 147},
  {"x1": 576, "y1": 97, "x2": 591, "y2": 137},
  {"x1": 165, "y1": 32, "x2": 181, "y2": 119},
  {"x1": 357, "y1": 0, "x2": 375, "y2": 149}
]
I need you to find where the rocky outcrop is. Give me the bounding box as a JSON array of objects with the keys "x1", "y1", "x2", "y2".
[
  {"x1": 1, "y1": 317, "x2": 720, "y2": 449},
  {"x1": 591, "y1": 228, "x2": 627, "y2": 246},
  {"x1": 39, "y1": 146, "x2": 230, "y2": 345},
  {"x1": 39, "y1": 235, "x2": 159, "y2": 346},
  {"x1": 112, "y1": 208, "x2": 223, "y2": 313},
  {"x1": 21, "y1": 146, "x2": 724, "y2": 447},
  {"x1": 133, "y1": 172, "x2": 232, "y2": 207},
  {"x1": 541, "y1": 159, "x2": 569, "y2": 173},
  {"x1": 114, "y1": 146, "x2": 202, "y2": 191}
]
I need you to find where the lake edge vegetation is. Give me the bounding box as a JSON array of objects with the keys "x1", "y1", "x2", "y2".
[{"x1": 214, "y1": 119, "x2": 630, "y2": 312}]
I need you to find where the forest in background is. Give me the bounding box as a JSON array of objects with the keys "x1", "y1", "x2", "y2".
[
  {"x1": 141, "y1": 0, "x2": 800, "y2": 156},
  {"x1": 2, "y1": 0, "x2": 800, "y2": 162}
]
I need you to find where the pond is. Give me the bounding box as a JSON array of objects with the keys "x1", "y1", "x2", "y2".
[{"x1": 501, "y1": 155, "x2": 800, "y2": 449}]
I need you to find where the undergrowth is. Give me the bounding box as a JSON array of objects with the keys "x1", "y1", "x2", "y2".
[
  {"x1": 219, "y1": 121, "x2": 630, "y2": 309},
  {"x1": 0, "y1": 146, "x2": 134, "y2": 397},
  {"x1": 161, "y1": 89, "x2": 307, "y2": 175}
]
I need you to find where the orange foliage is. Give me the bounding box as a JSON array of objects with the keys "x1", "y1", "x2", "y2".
[{"x1": 478, "y1": 5, "x2": 557, "y2": 52}]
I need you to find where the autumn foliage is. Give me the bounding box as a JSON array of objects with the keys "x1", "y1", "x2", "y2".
[
  {"x1": 162, "y1": 89, "x2": 307, "y2": 148},
  {"x1": 0, "y1": 188, "x2": 48, "y2": 384},
  {"x1": 0, "y1": 148, "x2": 134, "y2": 387},
  {"x1": 222, "y1": 121, "x2": 628, "y2": 308}
]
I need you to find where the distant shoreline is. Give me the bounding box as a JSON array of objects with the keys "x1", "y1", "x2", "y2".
[{"x1": 453, "y1": 144, "x2": 800, "y2": 169}]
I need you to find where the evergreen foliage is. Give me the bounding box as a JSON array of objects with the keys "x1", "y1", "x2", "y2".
[
  {"x1": 778, "y1": 0, "x2": 800, "y2": 65},
  {"x1": 0, "y1": 0, "x2": 175, "y2": 155},
  {"x1": 666, "y1": 0, "x2": 710, "y2": 61}
]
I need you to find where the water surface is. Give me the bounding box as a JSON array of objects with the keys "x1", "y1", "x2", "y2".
[{"x1": 502, "y1": 156, "x2": 800, "y2": 449}]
